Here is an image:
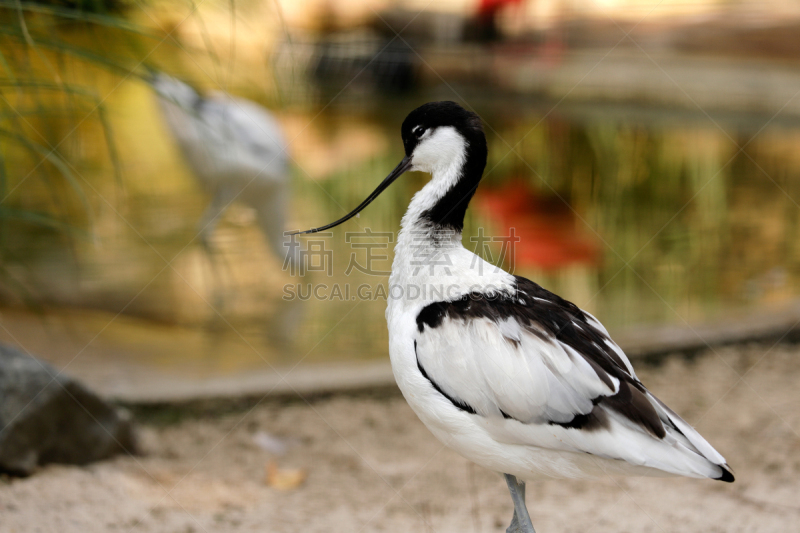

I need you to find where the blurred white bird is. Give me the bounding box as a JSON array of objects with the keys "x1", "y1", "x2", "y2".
[{"x1": 150, "y1": 72, "x2": 296, "y2": 269}]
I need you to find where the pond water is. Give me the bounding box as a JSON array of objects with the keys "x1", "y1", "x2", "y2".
[{"x1": 3, "y1": 32, "x2": 800, "y2": 372}]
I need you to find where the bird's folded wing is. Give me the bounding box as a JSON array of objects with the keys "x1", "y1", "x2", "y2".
[
  {"x1": 415, "y1": 312, "x2": 618, "y2": 423},
  {"x1": 414, "y1": 277, "x2": 663, "y2": 438}
]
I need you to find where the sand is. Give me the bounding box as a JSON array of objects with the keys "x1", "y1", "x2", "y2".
[{"x1": 1, "y1": 342, "x2": 799, "y2": 533}]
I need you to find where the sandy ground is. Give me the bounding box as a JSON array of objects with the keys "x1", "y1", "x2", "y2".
[{"x1": 1, "y1": 343, "x2": 799, "y2": 533}]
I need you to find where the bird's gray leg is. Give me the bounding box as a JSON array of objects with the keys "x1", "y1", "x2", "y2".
[
  {"x1": 196, "y1": 187, "x2": 232, "y2": 251},
  {"x1": 254, "y1": 185, "x2": 291, "y2": 269},
  {"x1": 196, "y1": 188, "x2": 236, "y2": 318},
  {"x1": 504, "y1": 474, "x2": 535, "y2": 533}
]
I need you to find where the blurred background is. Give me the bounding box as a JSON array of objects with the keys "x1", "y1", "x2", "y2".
[
  {"x1": 2, "y1": 1, "x2": 800, "y2": 531},
  {"x1": 4, "y1": 0, "x2": 800, "y2": 394}
]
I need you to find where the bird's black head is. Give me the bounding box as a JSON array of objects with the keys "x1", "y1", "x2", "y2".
[{"x1": 400, "y1": 101, "x2": 485, "y2": 157}]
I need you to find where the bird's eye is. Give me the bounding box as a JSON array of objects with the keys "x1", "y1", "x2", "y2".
[{"x1": 413, "y1": 126, "x2": 425, "y2": 138}]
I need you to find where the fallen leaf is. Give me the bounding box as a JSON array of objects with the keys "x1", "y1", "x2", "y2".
[{"x1": 265, "y1": 460, "x2": 307, "y2": 490}]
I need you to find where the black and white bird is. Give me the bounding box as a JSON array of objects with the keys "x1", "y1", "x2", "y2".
[
  {"x1": 295, "y1": 102, "x2": 734, "y2": 533},
  {"x1": 150, "y1": 72, "x2": 296, "y2": 268}
]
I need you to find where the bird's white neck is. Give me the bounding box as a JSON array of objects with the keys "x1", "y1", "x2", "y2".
[
  {"x1": 396, "y1": 130, "x2": 470, "y2": 260},
  {"x1": 388, "y1": 155, "x2": 514, "y2": 314},
  {"x1": 400, "y1": 123, "x2": 478, "y2": 231},
  {"x1": 401, "y1": 156, "x2": 466, "y2": 233}
]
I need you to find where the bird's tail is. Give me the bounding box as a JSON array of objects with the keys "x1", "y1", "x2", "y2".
[{"x1": 649, "y1": 393, "x2": 735, "y2": 482}]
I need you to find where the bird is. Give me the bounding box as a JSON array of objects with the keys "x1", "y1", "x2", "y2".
[
  {"x1": 149, "y1": 72, "x2": 297, "y2": 270},
  {"x1": 294, "y1": 101, "x2": 734, "y2": 532}
]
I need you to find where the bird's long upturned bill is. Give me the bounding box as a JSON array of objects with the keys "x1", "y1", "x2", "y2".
[{"x1": 290, "y1": 156, "x2": 413, "y2": 235}]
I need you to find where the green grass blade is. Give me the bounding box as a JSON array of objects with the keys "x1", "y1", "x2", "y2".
[
  {"x1": 0, "y1": 25, "x2": 145, "y2": 79},
  {"x1": 0, "y1": 127, "x2": 91, "y2": 213},
  {"x1": 0, "y1": 206, "x2": 87, "y2": 236},
  {"x1": 0, "y1": 1, "x2": 161, "y2": 38}
]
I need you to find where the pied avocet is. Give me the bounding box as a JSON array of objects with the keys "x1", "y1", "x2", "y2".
[
  {"x1": 151, "y1": 72, "x2": 295, "y2": 268},
  {"x1": 295, "y1": 101, "x2": 733, "y2": 533}
]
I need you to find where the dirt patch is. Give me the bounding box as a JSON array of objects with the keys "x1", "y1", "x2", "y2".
[{"x1": 1, "y1": 343, "x2": 799, "y2": 532}]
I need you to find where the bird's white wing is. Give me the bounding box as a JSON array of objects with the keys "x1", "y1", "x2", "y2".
[
  {"x1": 203, "y1": 94, "x2": 287, "y2": 157},
  {"x1": 152, "y1": 73, "x2": 289, "y2": 181},
  {"x1": 416, "y1": 316, "x2": 617, "y2": 425},
  {"x1": 414, "y1": 278, "x2": 640, "y2": 429},
  {"x1": 414, "y1": 277, "x2": 733, "y2": 480}
]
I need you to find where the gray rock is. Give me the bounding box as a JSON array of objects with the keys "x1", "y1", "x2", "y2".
[{"x1": 0, "y1": 342, "x2": 136, "y2": 475}]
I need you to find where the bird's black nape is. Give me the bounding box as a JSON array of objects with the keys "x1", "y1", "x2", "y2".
[{"x1": 402, "y1": 101, "x2": 488, "y2": 232}]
